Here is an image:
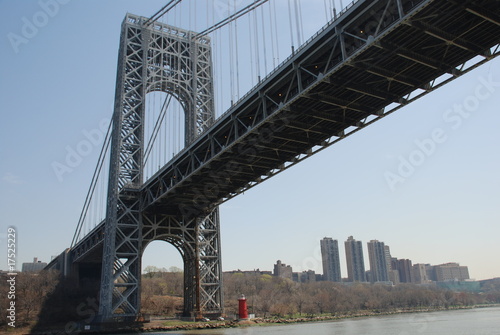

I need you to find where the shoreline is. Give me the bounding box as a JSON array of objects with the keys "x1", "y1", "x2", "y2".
[
  {"x1": 139, "y1": 304, "x2": 500, "y2": 333},
  {"x1": 22, "y1": 304, "x2": 500, "y2": 334}
]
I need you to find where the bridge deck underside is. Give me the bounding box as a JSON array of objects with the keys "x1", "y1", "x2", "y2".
[
  {"x1": 142, "y1": 0, "x2": 500, "y2": 216},
  {"x1": 72, "y1": 0, "x2": 500, "y2": 262}
]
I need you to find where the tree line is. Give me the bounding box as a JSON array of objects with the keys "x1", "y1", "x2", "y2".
[
  {"x1": 2, "y1": 269, "x2": 499, "y2": 331},
  {"x1": 140, "y1": 270, "x2": 500, "y2": 317},
  {"x1": 222, "y1": 272, "x2": 500, "y2": 317}
]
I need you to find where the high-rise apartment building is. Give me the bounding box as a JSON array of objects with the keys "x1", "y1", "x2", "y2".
[
  {"x1": 320, "y1": 237, "x2": 342, "y2": 282},
  {"x1": 345, "y1": 236, "x2": 366, "y2": 282},
  {"x1": 367, "y1": 240, "x2": 389, "y2": 282},
  {"x1": 384, "y1": 246, "x2": 392, "y2": 271},
  {"x1": 397, "y1": 259, "x2": 414, "y2": 283}
]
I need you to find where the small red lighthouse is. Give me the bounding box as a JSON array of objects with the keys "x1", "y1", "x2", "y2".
[{"x1": 238, "y1": 294, "x2": 249, "y2": 320}]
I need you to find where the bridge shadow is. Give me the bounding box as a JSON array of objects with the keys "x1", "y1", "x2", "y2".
[{"x1": 30, "y1": 270, "x2": 101, "y2": 334}]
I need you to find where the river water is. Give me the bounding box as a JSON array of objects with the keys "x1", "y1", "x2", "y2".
[{"x1": 138, "y1": 307, "x2": 500, "y2": 335}]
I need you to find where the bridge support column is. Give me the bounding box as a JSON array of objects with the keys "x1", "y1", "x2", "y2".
[
  {"x1": 142, "y1": 208, "x2": 224, "y2": 319},
  {"x1": 96, "y1": 12, "x2": 218, "y2": 323},
  {"x1": 185, "y1": 208, "x2": 224, "y2": 318},
  {"x1": 99, "y1": 191, "x2": 143, "y2": 322}
]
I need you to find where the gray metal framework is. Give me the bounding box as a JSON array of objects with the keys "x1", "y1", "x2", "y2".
[
  {"x1": 141, "y1": 0, "x2": 500, "y2": 215},
  {"x1": 99, "y1": 14, "x2": 222, "y2": 321},
  {"x1": 55, "y1": 0, "x2": 500, "y2": 324}
]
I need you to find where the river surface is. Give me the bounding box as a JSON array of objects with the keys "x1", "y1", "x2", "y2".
[{"x1": 133, "y1": 307, "x2": 500, "y2": 335}]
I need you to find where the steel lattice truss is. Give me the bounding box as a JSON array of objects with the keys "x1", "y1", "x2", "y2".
[
  {"x1": 141, "y1": 0, "x2": 500, "y2": 216},
  {"x1": 48, "y1": 0, "x2": 500, "y2": 323},
  {"x1": 99, "y1": 15, "x2": 221, "y2": 321},
  {"x1": 142, "y1": 209, "x2": 223, "y2": 316}
]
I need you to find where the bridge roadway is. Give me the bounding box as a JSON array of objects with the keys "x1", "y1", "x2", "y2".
[{"x1": 65, "y1": 0, "x2": 499, "y2": 265}]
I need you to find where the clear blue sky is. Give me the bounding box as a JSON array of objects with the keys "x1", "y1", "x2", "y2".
[{"x1": 1, "y1": 0, "x2": 499, "y2": 281}]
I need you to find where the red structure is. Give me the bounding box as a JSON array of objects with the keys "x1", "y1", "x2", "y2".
[{"x1": 238, "y1": 294, "x2": 248, "y2": 320}]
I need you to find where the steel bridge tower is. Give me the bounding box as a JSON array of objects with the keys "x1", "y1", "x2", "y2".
[{"x1": 99, "y1": 14, "x2": 223, "y2": 321}]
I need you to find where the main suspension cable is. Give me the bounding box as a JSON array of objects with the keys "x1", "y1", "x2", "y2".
[
  {"x1": 145, "y1": 0, "x2": 183, "y2": 26},
  {"x1": 71, "y1": 118, "x2": 113, "y2": 247},
  {"x1": 194, "y1": 0, "x2": 269, "y2": 38}
]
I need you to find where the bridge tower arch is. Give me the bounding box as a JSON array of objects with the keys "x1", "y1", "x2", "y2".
[{"x1": 99, "y1": 14, "x2": 222, "y2": 321}]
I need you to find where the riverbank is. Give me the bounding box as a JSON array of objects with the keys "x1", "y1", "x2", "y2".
[
  {"x1": 21, "y1": 304, "x2": 499, "y2": 334},
  {"x1": 139, "y1": 304, "x2": 500, "y2": 333}
]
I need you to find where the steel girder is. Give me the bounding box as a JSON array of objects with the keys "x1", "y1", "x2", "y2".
[
  {"x1": 141, "y1": 0, "x2": 500, "y2": 215},
  {"x1": 98, "y1": 14, "x2": 221, "y2": 321}
]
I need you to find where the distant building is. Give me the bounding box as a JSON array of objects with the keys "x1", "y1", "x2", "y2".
[
  {"x1": 299, "y1": 270, "x2": 316, "y2": 283},
  {"x1": 426, "y1": 264, "x2": 437, "y2": 282},
  {"x1": 434, "y1": 263, "x2": 470, "y2": 281},
  {"x1": 22, "y1": 257, "x2": 47, "y2": 273},
  {"x1": 367, "y1": 240, "x2": 389, "y2": 283},
  {"x1": 413, "y1": 264, "x2": 431, "y2": 284},
  {"x1": 384, "y1": 246, "x2": 399, "y2": 284},
  {"x1": 365, "y1": 270, "x2": 372, "y2": 283},
  {"x1": 389, "y1": 269, "x2": 400, "y2": 284},
  {"x1": 345, "y1": 236, "x2": 366, "y2": 282},
  {"x1": 396, "y1": 259, "x2": 414, "y2": 283},
  {"x1": 320, "y1": 237, "x2": 342, "y2": 282},
  {"x1": 391, "y1": 257, "x2": 399, "y2": 273},
  {"x1": 436, "y1": 281, "x2": 480, "y2": 292},
  {"x1": 225, "y1": 269, "x2": 272, "y2": 276},
  {"x1": 479, "y1": 277, "x2": 500, "y2": 291},
  {"x1": 384, "y1": 245, "x2": 392, "y2": 271},
  {"x1": 273, "y1": 260, "x2": 293, "y2": 280}
]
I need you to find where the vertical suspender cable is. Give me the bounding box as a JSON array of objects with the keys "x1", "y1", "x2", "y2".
[
  {"x1": 272, "y1": 0, "x2": 280, "y2": 64},
  {"x1": 299, "y1": 0, "x2": 304, "y2": 40},
  {"x1": 215, "y1": 3, "x2": 221, "y2": 114},
  {"x1": 287, "y1": 1, "x2": 295, "y2": 54},
  {"x1": 324, "y1": 0, "x2": 330, "y2": 22},
  {"x1": 268, "y1": 1, "x2": 276, "y2": 68},
  {"x1": 229, "y1": 2, "x2": 235, "y2": 105},
  {"x1": 260, "y1": 5, "x2": 268, "y2": 75},
  {"x1": 99, "y1": 161, "x2": 105, "y2": 223},
  {"x1": 193, "y1": 0, "x2": 196, "y2": 31},
  {"x1": 216, "y1": 9, "x2": 225, "y2": 110},
  {"x1": 234, "y1": 0, "x2": 240, "y2": 101},
  {"x1": 253, "y1": 10, "x2": 261, "y2": 82},
  {"x1": 189, "y1": 0, "x2": 192, "y2": 30},
  {"x1": 249, "y1": 14, "x2": 255, "y2": 87},
  {"x1": 294, "y1": 0, "x2": 303, "y2": 46},
  {"x1": 158, "y1": 94, "x2": 161, "y2": 169}
]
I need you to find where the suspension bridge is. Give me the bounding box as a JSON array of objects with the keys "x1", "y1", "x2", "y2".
[{"x1": 45, "y1": 0, "x2": 500, "y2": 323}]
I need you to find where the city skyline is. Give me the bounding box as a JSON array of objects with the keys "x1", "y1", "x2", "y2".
[{"x1": 1, "y1": 1, "x2": 499, "y2": 281}]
